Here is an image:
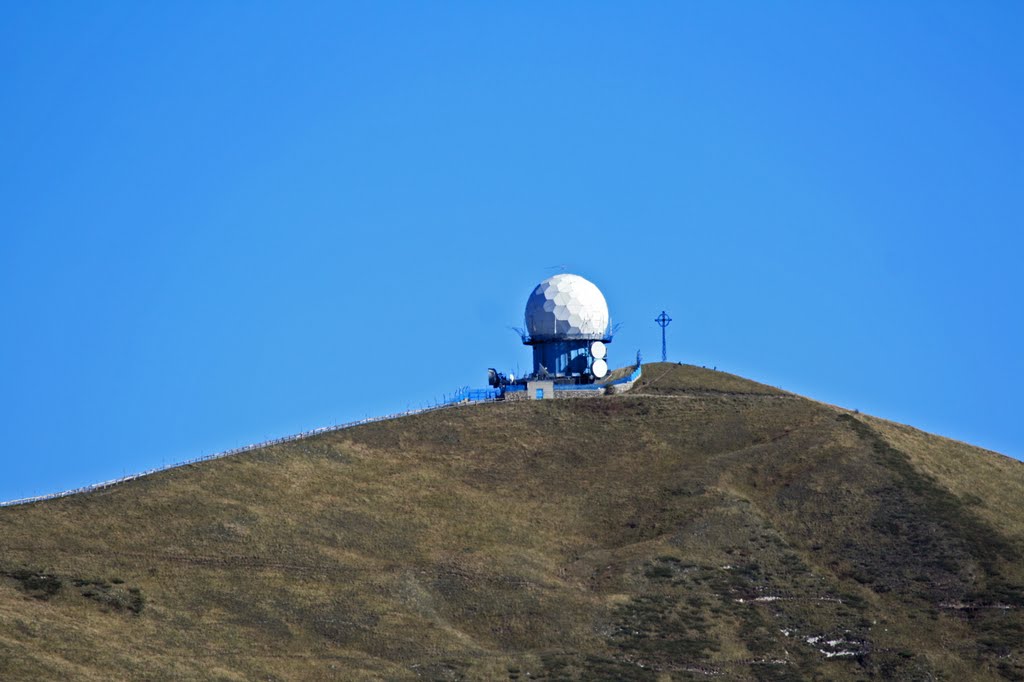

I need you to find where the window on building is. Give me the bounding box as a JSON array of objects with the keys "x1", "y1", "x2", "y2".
[{"x1": 535, "y1": 388, "x2": 544, "y2": 400}]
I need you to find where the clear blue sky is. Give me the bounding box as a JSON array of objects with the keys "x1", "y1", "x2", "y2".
[{"x1": 2, "y1": 3, "x2": 1021, "y2": 501}]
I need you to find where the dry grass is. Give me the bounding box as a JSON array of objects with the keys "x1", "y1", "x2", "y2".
[{"x1": 1, "y1": 363, "x2": 1022, "y2": 681}]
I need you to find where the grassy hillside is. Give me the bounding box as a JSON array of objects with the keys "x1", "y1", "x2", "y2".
[{"x1": 1, "y1": 363, "x2": 1022, "y2": 681}]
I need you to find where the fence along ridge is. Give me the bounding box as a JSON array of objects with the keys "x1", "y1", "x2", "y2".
[
  {"x1": 0, "y1": 397, "x2": 496, "y2": 509},
  {"x1": 1, "y1": 366, "x2": 641, "y2": 509}
]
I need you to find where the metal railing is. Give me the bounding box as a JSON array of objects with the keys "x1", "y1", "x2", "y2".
[
  {"x1": 606, "y1": 364, "x2": 643, "y2": 386},
  {"x1": 0, "y1": 391, "x2": 499, "y2": 509}
]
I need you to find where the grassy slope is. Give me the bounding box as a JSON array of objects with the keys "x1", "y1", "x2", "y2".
[{"x1": 1, "y1": 363, "x2": 1022, "y2": 681}]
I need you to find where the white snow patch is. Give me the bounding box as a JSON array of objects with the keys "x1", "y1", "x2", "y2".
[{"x1": 735, "y1": 595, "x2": 782, "y2": 603}]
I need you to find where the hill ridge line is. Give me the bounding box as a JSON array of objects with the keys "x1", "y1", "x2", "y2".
[{"x1": 0, "y1": 398, "x2": 497, "y2": 509}]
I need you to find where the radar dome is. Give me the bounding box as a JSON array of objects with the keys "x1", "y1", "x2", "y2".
[{"x1": 525, "y1": 274, "x2": 610, "y2": 341}]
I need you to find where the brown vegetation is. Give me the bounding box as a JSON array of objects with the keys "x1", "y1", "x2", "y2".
[{"x1": 1, "y1": 363, "x2": 1022, "y2": 680}]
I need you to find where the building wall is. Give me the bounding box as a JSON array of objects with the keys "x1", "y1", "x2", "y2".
[
  {"x1": 526, "y1": 380, "x2": 554, "y2": 400},
  {"x1": 501, "y1": 365, "x2": 642, "y2": 401},
  {"x1": 605, "y1": 375, "x2": 640, "y2": 394}
]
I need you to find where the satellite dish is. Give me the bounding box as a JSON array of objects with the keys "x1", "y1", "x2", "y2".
[
  {"x1": 590, "y1": 341, "x2": 606, "y2": 359},
  {"x1": 592, "y1": 358, "x2": 608, "y2": 379}
]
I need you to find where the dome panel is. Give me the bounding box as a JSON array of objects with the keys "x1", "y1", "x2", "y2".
[{"x1": 524, "y1": 274, "x2": 611, "y2": 341}]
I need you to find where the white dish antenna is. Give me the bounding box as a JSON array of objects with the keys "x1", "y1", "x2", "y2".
[
  {"x1": 592, "y1": 358, "x2": 608, "y2": 379},
  {"x1": 590, "y1": 341, "x2": 606, "y2": 359}
]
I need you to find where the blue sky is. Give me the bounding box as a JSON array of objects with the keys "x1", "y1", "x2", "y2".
[{"x1": 1, "y1": 3, "x2": 1021, "y2": 501}]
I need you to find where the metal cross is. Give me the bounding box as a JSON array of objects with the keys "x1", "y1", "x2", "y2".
[{"x1": 655, "y1": 311, "x2": 672, "y2": 362}]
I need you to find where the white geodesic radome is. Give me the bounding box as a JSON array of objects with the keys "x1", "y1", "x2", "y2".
[{"x1": 524, "y1": 274, "x2": 611, "y2": 341}]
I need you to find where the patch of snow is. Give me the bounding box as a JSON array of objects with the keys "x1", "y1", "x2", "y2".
[
  {"x1": 735, "y1": 595, "x2": 843, "y2": 604},
  {"x1": 735, "y1": 595, "x2": 782, "y2": 603},
  {"x1": 800, "y1": 633, "x2": 865, "y2": 659}
]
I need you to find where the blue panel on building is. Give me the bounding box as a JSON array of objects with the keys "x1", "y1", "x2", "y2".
[{"x1": 532, "y1": 340, "x2": 593, "y2": 376}]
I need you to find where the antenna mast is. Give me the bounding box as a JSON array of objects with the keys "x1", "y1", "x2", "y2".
[{"x1": 655, "y1": 311, "x2": 672, "y2": 362}]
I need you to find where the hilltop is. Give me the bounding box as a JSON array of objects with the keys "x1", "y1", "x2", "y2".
[{"x1": 1, "y1": 363, "x2": 1023, "y2": 681}]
